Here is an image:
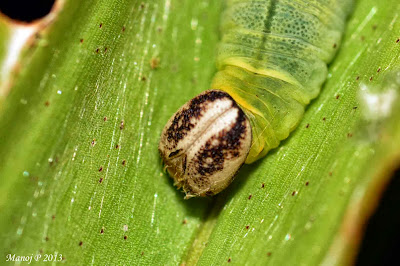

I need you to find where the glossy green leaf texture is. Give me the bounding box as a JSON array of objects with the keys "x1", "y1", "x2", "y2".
[{"x1": 0, "y1": 0, "x2": 399, "y2": 265}]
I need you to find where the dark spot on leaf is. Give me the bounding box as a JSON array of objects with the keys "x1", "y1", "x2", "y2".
[
  {"x1": 329, "y1": 172, "x2": 333, "y2": 176},
  {"x1": 261, "y1": 183, "x2": 265, "y2": 188},
  {"x1": 305, "y1": 181, "x2": 309, "y2": 186},
  {"x1": 120, "y1": 120, "x2": 125, "y2": 130},
  {"x1": 245, "y1": 225, "x2": 249, "y2": 230},
  {"x1": 182, "y1": 219, "x2": 187, "y2": 225},
  {"x1": 79, "y1": 241, "x2": 83, "y2": 246},
  {"x1": 360, "y1": 36, "x2": 365, "y2": 41},
  {"x1": 96, "y1": 48, "x2": 100, "y2": 53},
  {"x1": 140, "y1": 2, "x2": 145, "y2": 9},
  {"x1": 248, "y1": 194, "x2": 252, "y2": 200},
  {"x1": 115, "y1": 144, "x2": 119, "y2": 149},
  {"x1": 228, "y1": 258, "x2": 231, "y2": 263},
  {"x1": 91, "y1": 139, "x2": 96, "y2": 147},
  {"x1": 369, "y1": 76, "x2": 373, "y2": 81},
  {"x1": 99, "y1": 23, "x2": 103, "y2": 28},
  {"x1": 104, "y1": 47, "x2": 108, "y2": 53},
  {"x1": 157, "y1": 27, "x2": 163, "y2": 33},
  {"x1": 356, "y1": 76, "x2": 360, "y2": 81},
  {"x1": 122, "y1": 160, "x2": 126, "y2": 166},
  {"x1": 44, "y1": 101, "x2": 50, "y2": 106},
  {"x1": 100, "y1": 228, "x2": 104, "y2": 234},
  {"x1": 353, "y1": 106, "x2": 358, "y2": 110},
  {"x1": 267, "y1": 252, "x2": 272, "y2": 257},
  {"x1": 80, "y1": 39, "x2": 84, "y2": 43},
  {"x1": 99, "y1": 166, "x2": 103, "y2": 172},
  {"x1": 52, "y1": 215, "x2": 55, "y2": 220},
  {"x1": 292, "y1": 191, "x2": 296, "y2": 196},
  {"x1": 141, "y1": 76, "x2": 147, "y2": 81},
  {"x1": 29, "y1": 175, "x2": 39, "y2": 183},
  {"x1": 103, "y1": 116, "x2": 107, "y2": 121},
  {"x1": 150, "y1": 57, "x2": 160, "y2": 69},
  {"x1": 396, "y1": 38, "x2": 400, "y2": 43},
  {"x1": 305, "y1": 123, "x2": 310, "y2": 128},
  {"x1": 99, "y1": 178, "x2": 103, "y2": 183},
  {"x1": 372, "y1": 24, "x2": 377, "y2": 30},
  {"x1": 124, "y1": 235, "x2": 127, "y2": 240},
  {"x1": 336, "y1": 94, "x2": 340, "y2": 99},
  {"x1": 377, "y1": 67, "x2": 381, "y2": 73},
  {"x1": 322, "y1": 117, "x2": 326, "y2": 121},
  {"x1": 347, "y1": 133, "x2": 353, "y2": 138},
  {"x1": 141, "y1": 251, "x2": 144, "y2": 256},
  {"x1": 122, "y1": 26, "x2": 126, "y2": 32},
  {"x1": 332, "y1": 43, "x2": 337, "y2": 48},
  {"x1": 171, "y1": 64, "x2": 178, "y2": 72},
  {"x1": 45, "y1": 236, "x2": 49, "y2": 241}
]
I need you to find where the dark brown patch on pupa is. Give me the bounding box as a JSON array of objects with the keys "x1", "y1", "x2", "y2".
[
  {"x1": 192, "y1": 102, "x2": 247, "y2": 177},
  {"x1": 166, "y1": 91, "x2": 233, "y2": 149}
]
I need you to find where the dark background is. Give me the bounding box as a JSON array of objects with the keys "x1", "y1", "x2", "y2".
[
  {"x1": 0, "y1": 0, "x2": 55, "y2": 22},
  {"x1": 356, "y1": 169, "x2": 400, "y2": 266}
]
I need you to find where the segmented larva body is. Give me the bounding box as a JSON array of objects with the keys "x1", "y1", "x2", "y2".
[
  {"x1": 159, "y1": 0, "x2": 353, "y2": 198},
  {"x1": 213, "y1": 0, "x2": 353, "y2": 163}
]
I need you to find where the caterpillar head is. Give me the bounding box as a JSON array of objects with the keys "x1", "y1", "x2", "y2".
[{"x1": 159, "y1": 90, "x2": 252, "y2": 199}]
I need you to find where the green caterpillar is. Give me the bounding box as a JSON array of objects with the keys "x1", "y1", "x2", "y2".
[{"x1": 159, "y1": 0, "x2": 353, "y2": 198}]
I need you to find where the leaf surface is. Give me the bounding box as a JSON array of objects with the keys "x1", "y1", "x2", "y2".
[{"x1": 0, "y1": 0, "x2": 399, "y2": 265}]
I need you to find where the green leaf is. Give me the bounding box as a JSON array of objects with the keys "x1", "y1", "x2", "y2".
[
  {"x1": 0, "y1": 0, "x2": 222, "y2": 263},
  {"x1": 0, "y1": 16, "x2": 11, "y2": 98},
  {"x1": 1, "y1": 0, "x2": 399, "y2": 265}
]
